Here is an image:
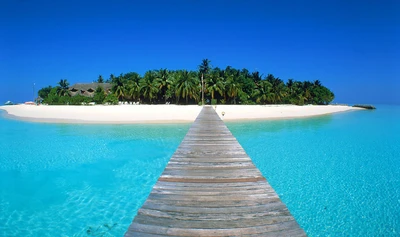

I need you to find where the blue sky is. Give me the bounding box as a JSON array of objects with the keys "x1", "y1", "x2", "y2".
[{"x1": 1, "y1": 0, "x2": 399, "y2": 104}]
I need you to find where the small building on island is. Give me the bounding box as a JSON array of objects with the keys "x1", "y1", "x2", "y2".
[{"x1": 69, "y1": 83, "x2": 112, "y2": 97}]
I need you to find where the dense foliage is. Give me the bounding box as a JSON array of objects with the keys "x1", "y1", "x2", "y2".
[{"x1": 38, "y1": 59, "x2": 334, "y2": 105}]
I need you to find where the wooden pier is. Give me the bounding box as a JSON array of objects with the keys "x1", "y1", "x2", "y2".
[{"x1": 125, "y1": 106, "x2": 306, "y2": 236}]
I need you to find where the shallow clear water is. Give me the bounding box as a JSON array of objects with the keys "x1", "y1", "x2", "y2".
[
  {"x1": 1, "y1": 106, "x2": 399, "y2": 236},
  {"x1": 0, "y1": 112, "x2": 189, "y2": 236},
  {"x1": 227, "y1": 105, "x2": 400, "y2": 236}
]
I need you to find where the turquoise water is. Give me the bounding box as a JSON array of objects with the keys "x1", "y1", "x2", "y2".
[
  {"x1": 1, "y1": 106, "x2": 399, "y2": 236},
  {"x1": 228, "y1": 105, "x2": 400, "y2": 236},
  {"x1": 0, "y1": 112, "x2": 189, "y2": 236}
]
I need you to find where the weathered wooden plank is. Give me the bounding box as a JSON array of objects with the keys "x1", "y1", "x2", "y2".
[
  {"x1": 149, "y1": 188, "x2": 274, "y2": 196},
  {"x1": 152, "y1": 184, "x2": 269, "y2": 192},
  {"x1": 138, "y1": 207, "x2": 293, "y2": 219},
  {"x1": 134, "y1": 213, "x2": 295, "y2": 229},
  {"x1": 168, "y1": 158, "x2": 252, "y2": 163},
  {"x1": 150, "y1": 187, "x2": 270, "y2": 195},
  {"x1": 128, "y1": 221, "x2": 304, "y2": 236},
  {"x1": 124, "y1": 232, "x2": 168, "y2": 237},
  {"x1": 125, "y1": 106, "x2": 306, "y2": 236},
  {"x1": 161, "y1": 168, "x2": 262, "y2": 176},
  {"x1": 154, "y1": 180, "x2": 268, "y2": 187},
  {"x1": 173, "y1": 152, "x2": 248, "y2": 156},
  {"x1": 151, "y1": 187, "x2": 272, "y2": 194},
  {"x1": 166, "y1": 160, "x2": 255, "y2": 165},
  {"x1": 171, "y1": 153, "x2": 250, "y2": 158},
  {"x1": 165, "y1": 162, "x2": 256, "y2": 169},
  {"x1": 143, "y1": 197, "x2": 283, "y2": 208},
  {"x1": 158, "y1": 177, "x2": 266, "y2": 183},
  {"x1": 183, "y1": 136, "x2": 237, "y2": 139},
  {"x1": 142, "y1": 201, "x2": 287, "y2": 214},
  {"x1": 147, "y1": 193, "x2": 279, "y2": 203},
  {"x1": 240, "y1": 228, "x2": 308, "y2": 237}
]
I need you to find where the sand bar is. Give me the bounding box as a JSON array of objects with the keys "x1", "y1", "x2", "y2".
[{"x1": 0, "y1": 104, "x2": 361, "y2": 124}]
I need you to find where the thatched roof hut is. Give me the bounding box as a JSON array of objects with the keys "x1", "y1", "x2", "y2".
[{"x1": 69, "y1": 83, "x2": 112, "y2": 97}]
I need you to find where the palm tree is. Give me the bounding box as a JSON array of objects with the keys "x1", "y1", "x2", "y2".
[
  {"x1": 287, "y1": 79, "x2": 294, "y2": 94},
  {"x1": 126, "y1": 80, "x2": 140, "y2": 102},
  {"x1": 238, "y1": 68, "x2": 254, "y2": 100},
  {"x1": 97, "y1": 75, "x2": 104, "y2": 83},
  {"x1": 290, "y1": 80, "x2": 304, "y2": 104},
  {"x1": 175, "y1": 70, "x2": 199, "y2": 104},
  {"x1": 241, "y1": 68, "x2": 251, "y2": 78},
  {"x1": 57, "y1": 79, "x2": 70, "y2": 96},
  {"x1": 302, "y1": 81, "x2": 313, "y2": 103},
  {"x1": 225, "y1": 66, "x2": 236, "y2": 76},
  {"x1": 284, "y1": 79, "x2": 296, "y2": 104},
  {"x1": 106, "y1": 74, "x2": 115, "y2": 83},
  {"x1": 199, "y1": 59, "x2": 211, "y2": 105},
  {"x1": 139, "y1": 71, "x2": 159, "y2": 103},
  {"x1": 297, "y1": 93, "x2": 307, "y2": 105},
  {"x1": 124, "y1": 72, "x2": 141, "y2": 83},
  {"x1": 199, "y1": 59, "x2": 211, "y2": 75},
  {"x1": 251, "y1": 71, "x2": 263, "y2": 85},
  {"x1": 314, "y1": 80, "x2": 322, "y2": 86},
  {"x1": 112, "y1": 75, "x2": 125, "y2": 101},
  {"x1": 206, "y1": 69, "x2": 224, "y2": 102},
  {"x1": 155, "y1": 69, "x2": 172, "y2": 103},
  {"x1": 225, "y1": 75, "x2": 241, "y2": 104},
  {"x1": 270, "y1": 77, "x2": 287, "y2": 103},
  {"x1": 252, "y1": 80, "x2": 273, "y2": 104},
  {"x1": 265, "y1": 75, "x2": 286, "y2": 103}
]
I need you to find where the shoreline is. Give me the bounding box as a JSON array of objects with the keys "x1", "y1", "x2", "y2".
[
  {"x1": 0, "y1": 104, "x2": 363, "y2": 124},
  {"x1": 1, "y1": 113, "x2": 194, "y2": 124}
]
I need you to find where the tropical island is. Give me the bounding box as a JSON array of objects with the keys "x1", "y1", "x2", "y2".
[
  {"x1": 0, "y1": 60, "x2": 362, "y2": 124},
  {"x1": 37, "y1": 59, "x2": 335, "y2": 106}
]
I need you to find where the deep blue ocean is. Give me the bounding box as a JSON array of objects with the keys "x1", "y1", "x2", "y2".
[{"x1": 0, "y1": 105, "x2": 399, "y2": 236}]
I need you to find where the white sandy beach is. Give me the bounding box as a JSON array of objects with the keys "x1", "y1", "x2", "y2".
[{"x1": 0, "y1": 104, "x2": 362, "y2": 124}]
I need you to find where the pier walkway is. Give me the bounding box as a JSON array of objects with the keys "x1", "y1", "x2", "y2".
[{"x1": 125, "y1": 106, "x2": 306, "y2": 236}]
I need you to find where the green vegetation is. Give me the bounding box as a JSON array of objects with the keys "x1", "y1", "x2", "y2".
[
  {"x1": 92, "y1": 86, "x2": 107, "y2": 104},
  {"x1": 353, "y1": 105, "x2": 376, "y2": 110},
  {"x1": 38, "y1": 59, "x2": 335, "y2": 105},
  {"x1": 38, "y1": 86, "x2": 52, "y2": 99}
]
